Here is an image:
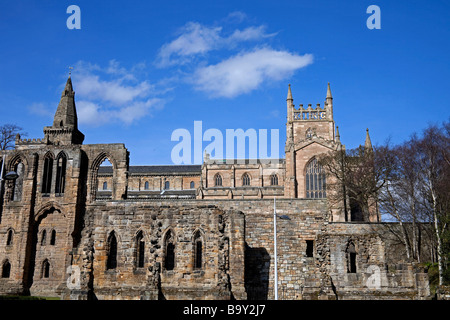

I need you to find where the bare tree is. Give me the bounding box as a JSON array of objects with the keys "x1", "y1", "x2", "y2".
[
  {"x1": 416, "y1": 123, "x2": 449, "y2": 286},
  {"x1": 319, "y1": 143, "x2": 391, "y2": 222},
  {"x1": 0, "y1": 124, "x2": 26, "y2": 150}
]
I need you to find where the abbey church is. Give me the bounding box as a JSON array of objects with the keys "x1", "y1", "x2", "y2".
[{"x1": 0, "y1": 77, "x2": 430, "y2": 300}]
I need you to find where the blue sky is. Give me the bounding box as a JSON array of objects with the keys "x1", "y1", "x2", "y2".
[{"x1": 0, "y1": 0, "x2": 449, "y2": 165}]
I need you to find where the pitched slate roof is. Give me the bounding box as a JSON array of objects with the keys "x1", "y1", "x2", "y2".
[{"x1": 98, "y1": 165, "x2": 201, "y2": 175}]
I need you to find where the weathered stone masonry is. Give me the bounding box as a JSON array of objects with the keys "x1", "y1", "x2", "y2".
[{"x1": 0, "y1": 77, "x2": 430, "y2": 299}]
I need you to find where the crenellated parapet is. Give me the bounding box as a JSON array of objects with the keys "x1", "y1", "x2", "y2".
[{"x1": 293, "y1": 103, "x2": 327, "y2": 121}]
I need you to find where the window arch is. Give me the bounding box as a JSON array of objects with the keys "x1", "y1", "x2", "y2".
[
  {"x1": 193, "y1": 231, "x2": 203, "y2": 270},
  {"x1": 144, "y1": 181, "x2": 149, "y2": 190},
  {"x1": 346, "y1": 241, "x2": 357, "y2": 273},
  {"x1": 41, "y1": 230, "x2": 47, "y2": 246},
  {"x1": 190, "y1": 181, "x2": 195, "y2": 189},
  {"x1": 2, "y1": 260, "x2": 11, "y2": 278},
  {"x1": 42, "y1": 259, "x2": 50, "y2": 278},
  {"x1": 6, "y1": 229, "x2": 13, "y2": 246},
  {"x1": 270, "y1": 174, "x2": 278, "y2": 186},
  {"x1": 55, "y1": 153, "x2": 67, "y2": 195},
  {"x1": 12, "y1": 161, "x2": 24, "y2": 201},
  {"x1": 50, "y1": 229, "x2": 56, "y2": 246},
  {"x1": 42, "y1": 154, "x2": 53, "y2": 194},
  {"x1": 136, "y1": 231, "x2": 145, "y2": 268},
  {"x1": 164, "y1": 181, "x2": 170, "y2": 190},
  {"x1": 305, "y1": 157, "x2": 326, "y2": 198},
  {"x1": 164, "y1": 230, "x2": 175, "y2": 271},
  {"x1": 106, "y1": 231, "x2": 118, "y2": 270},
  {"x1": 214, "y1": 174, "x2": 222, "y2": 187},
  {"x1": 102, "y1": 181, "x2": 108, "y2": 190},
  {"x1": 92, "y1": 154, "x2": 115, "y2": 201},
  {"x1": 242, "y1": 173, "x2": 250, "y2": 186}
]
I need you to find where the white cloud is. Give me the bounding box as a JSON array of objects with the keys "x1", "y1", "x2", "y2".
[
  {"x1": 71, "y1": 60, "x2": 163, "y2": 126},
  {"x1": 193, "y1": 48, "x2": 313, "y2": 98},
  {"x1": 157, "y1": 22, "x2": 222, "y2": 67},
  {"x1": 155, "y1": 15, "x2": 312, "y2": 98},
  {"x1": 156, "y1": 21, "x2": 275, "y2": 67}
]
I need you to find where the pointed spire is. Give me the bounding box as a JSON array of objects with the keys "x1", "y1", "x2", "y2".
[
  {"x1": 44, "y1": 75, "x2": 84, "y2": 145},
  {"x1": 365, "y1": 128, "x2": 373, "y2": 150},
  {"x1": 335, "y1": 125, "x2": 340, "y2": 143},
  {"x1": 286, "y1": 84, "x2": 294, "y2": 123},
  {"x1": 326, "y1": 82, "x2": 332, "y2": 99},
  {"x1": 53, "y1": 76, "x2": 77, "y2": 129},
  {"x1": 287, "y1": 84, "x2": 293, "y2": 101},
  {"x1": 62, "y1": 75, "x2": 73, "y2": 96}
]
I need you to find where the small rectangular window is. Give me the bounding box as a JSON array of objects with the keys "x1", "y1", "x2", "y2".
[{"x1": 306, "y1": 240, "x2": 314, "y2": 257}]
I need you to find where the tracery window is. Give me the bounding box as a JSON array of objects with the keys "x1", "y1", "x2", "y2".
[
  {"x1": 270, "y1": 174, "x2": 278, "y2": 186},
  {"x1": 305, "y1": 158, "x2": 326, "y2": 198},
  {"x1": 242, "y1": 173, "x2": 250, "y2": 186},
  {"x1": 214, "y1": 174, "x2": 222, "y2": 187}
]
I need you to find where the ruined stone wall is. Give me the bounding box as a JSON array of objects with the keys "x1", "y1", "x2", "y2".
[
  {"x1": 64, "y1": 201, "x2": 246, "y2": 300},
  {"x1": 320, "y1": 222, "x2": 430, "y2": 300}
]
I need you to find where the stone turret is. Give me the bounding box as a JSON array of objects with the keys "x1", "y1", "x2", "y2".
[
  {"x1": 43, "y1": 76, "x2": 85, "y2": 145},
  {"x1": 365, "y1": 128, "x2": 373, "y2": 151}
]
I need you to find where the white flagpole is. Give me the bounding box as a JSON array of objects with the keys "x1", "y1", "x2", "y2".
[{"x1": 274, "y1": 197, "x2": 278, "y2": 300}]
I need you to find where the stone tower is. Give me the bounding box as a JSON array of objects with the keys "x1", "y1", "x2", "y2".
[
  {"x1": 43, "y1": 76, "x2": 85, "y2": 145},
  {"x1": 284, "y1": 83, "x2": 341, "y2": 199}
]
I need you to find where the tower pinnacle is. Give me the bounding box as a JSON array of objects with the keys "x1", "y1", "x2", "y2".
[
  {"x1": 287, "y1": 84, "x2": 293, "y2": 101},
  {"x1": 365, "y1": 128, "x2": 373, "y2": 150},
  {"x1": 326, "y1": 82, "x2": 332, "y2": 99},
  {"x1": 43, "y1": 76, "x2": 85, "y2": 145}
]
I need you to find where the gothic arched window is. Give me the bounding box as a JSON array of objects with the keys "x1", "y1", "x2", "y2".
[
  {"x1": 346, "y1": 241, "x2": 357, "y2": 273},
  {"x1": 50, "y1": 230, "x2": 56, "y2": 246},
  {"x1": 305, "y1": 158, "x2": 326, "y2": 198},
  {"x1": 6, "y1": 229, "x2": 13, "y2": 246},
  {"x1": 190, "y1": 181, "x2": 195, "y2": 189},
  {"x1": 107, "y1": 231, "x2": 118, "y2": 270},
  {"x1": 55, "y1": 153, "x2": 67, "y2": 195},
  {"x1": 193, "y1": 231, "x2": 203, "y2": 270},
  {"x1": 41, "y1": 230, "x2": 47, "y2": 246},
  {"x1": 164, "y1": 181, "x2": 170, "y2": 190},
  {"x1": 136, "y1": 231, "x2": 145, "y2": 268},
  {"x1": 42, "y1": 155, "x2": 53, "y2": 195},
  {"x1": 12, "y1": 161, "x2": 24, "y2": 201},
  {"x1": 42, "y1": 259, "x2": 50, "y2": 278},
  {"x1": 2, "y1": 260, "x2": 11, "y2": 278},
  {"x1": 144, "y1": 181, "x2": 149, "y2": 190},
  {"x1": 242, "y1": 173, "x2": 250, "y2": 186},
  {"x1": 270, "y1": 174, "x2": 278, "y2": 186},
  {"x1": 164, "y1": 230, "x2": 175, "y2": 271},
  {"x1": 214, "y1": 174, "x2": 222, "y2": 187}
]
